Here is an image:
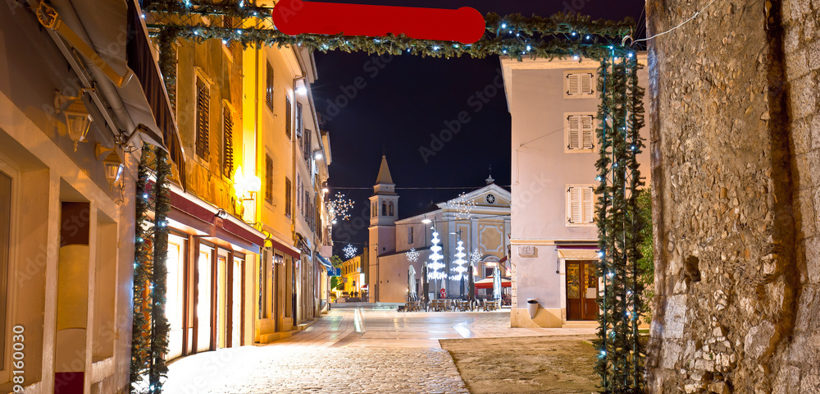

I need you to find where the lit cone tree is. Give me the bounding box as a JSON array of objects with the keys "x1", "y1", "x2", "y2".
[
  {"x1": 450, "y1": 240, "x2": 468, "y2": 296},
  {"x1": 427, "y1": 230, "x2": 446, "y2": 288}
]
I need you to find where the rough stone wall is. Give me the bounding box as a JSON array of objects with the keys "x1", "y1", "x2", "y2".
[{"x1": 646, "y1": 0, "x2": 820, "y2": 391}]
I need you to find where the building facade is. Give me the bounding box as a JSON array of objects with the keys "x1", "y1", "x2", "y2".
[
  {"x1": 368, "y1": 156, "x2": 511, "y2": 303},
  {"x1": 500, "y1": 56, "x2": 649, "y2": 328},
  {"x1": 0, "y1": 1, "x2": 183, "y2": 392}
]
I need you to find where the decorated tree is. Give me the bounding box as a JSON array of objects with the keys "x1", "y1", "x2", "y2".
[{"x1": 450, "y1": 240, "x2": 468, "y2": 280}]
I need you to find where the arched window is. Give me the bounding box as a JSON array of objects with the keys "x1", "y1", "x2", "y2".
[
  {"x1": 389, "y1": 202, "x2": 394, "y2": 216},
  {"x1": 382, "y1": 202, "x2": 387, "y2": 216}
]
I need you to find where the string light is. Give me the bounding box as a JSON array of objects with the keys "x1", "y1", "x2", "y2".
[
  {"x1": 343, "y1": 244, "x2": 358, "y2": 259},
  {"x1": 450, "y1": 240, "x2": 468, "y2": 280},
  {"x1": 327, "y1": 192, "x2": 355, "y2": 223},
  {"x1": 405, "y1": 248, "x2": 420, "y2": 263},
  {"x1": 427, "y1": 230, "x2": 446, "y2": 280}
]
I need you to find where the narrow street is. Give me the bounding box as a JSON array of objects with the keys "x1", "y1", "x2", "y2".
[{"x1": 163, "y1": 307, "x2": 595, "y2": 393}]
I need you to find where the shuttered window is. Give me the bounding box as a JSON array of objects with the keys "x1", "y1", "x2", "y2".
[
  {"x1": 285, "y1": 177, "x2": 292, "y2": 217},
  {"x1": 303, "y1": 129, "x2": 311, "y2": 165},
  {"x1": 296, "y1": 102, "x2": 303, "y2": 139},
  {"x1": 285, "y1": 96, "x2": 292, "y2": 139},
  {"x1": 567, "y1": 186, "x2": 595, "y2": 225},
  {"x1": 265, "y1": 62, "x2": 274, "y2": 111},
  {"x1": 265, "y1": 155, "x2": 273, "y2": 203},
  {"x1": 565, "y1": 72, "x2": 595, "y2": 97},
  {"x1": 566, "y1": 113, "x2": 595, "y2": 151},
  {"x1": 222, "y1": 107, "x2": 234, "y2": 178},
  {"x1": 195, "y1": 78, "x2": 210, "y2": 159}
]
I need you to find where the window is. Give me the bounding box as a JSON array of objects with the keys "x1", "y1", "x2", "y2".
[
  {"x1": 195, "y1": 77, "x2": 210, "y2": 159},
  {"x1": 566, "y1": 185, "x2": 595, "y2": 225},
  {"x1": 285, "y1": 177, "x2": 292, "y2": 217},
  {"x1": 388, "y1": 202, "x2": 394, "y2": 216},
  {"x1": 285, "y1": 96, "x2": 292, "y2": 139},
  {"x1": 296, "y1": 174, "x2": 301, "y2": 214},
  {"x1": 296, "y1": 102, "x2": 303, "y2": 139},
  {"x1": 565, "y1": 72, "x2": 595, "y2": 97},
  {"x1": 304, "y1": 190, "x2": 309, "y2": 219},
  {"x1": 265, "y1": 155, "x2": 273, "y2": 203},
  {"x1": 565, "y1": 113, "x2": 595, "y2": 151},
  {"x1": 0, "y1": 170, "x2": 10, "y2": 368},
  {"x1": 259, "y1": 250, "x2": 267, "y2": 319},
  {"x1": 381, "y1": 202, "x2": 386, "y2": 216},
  {"x1": 222, "y1": 107, "x2": 234, "y2": 178},
  {"x1": 265, "y1": 62, "x2": 274, "y2": 111},
  {"x1": 303, "y1": 129, "x2": 312, "y2": 165},
  {"x1": 408, "y1": 227, "x2": 414, "y2": 244}
]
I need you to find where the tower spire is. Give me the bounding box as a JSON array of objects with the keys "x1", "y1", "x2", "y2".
[{"x1": 375, "y1": 155, "x2": 394, "y2": 185}]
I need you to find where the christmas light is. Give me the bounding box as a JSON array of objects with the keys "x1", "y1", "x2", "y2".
[
  {"x1": 449, "y1": 192, "x2": 476, "y2": 220},
  {"x1": 427, "y1": 230, "x2": 446, "y2": 280},
  {"x1": 405, "y1": 248, "x2": 420, "y2": 263},
  {"x1": 470, "y1": 248, "x2": 481, "y2": 265},
  {"x1": 450, "y1": 240, "x2": 468, "y2": 280},
  {"x1": 327, "y1": 192, "x2": 355, "y2": 223},
  {"x1": 343, "y1": 244, "x2": 358, "y2": 259}
]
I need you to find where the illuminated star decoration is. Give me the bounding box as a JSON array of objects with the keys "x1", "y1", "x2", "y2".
[
  {"x1": 470, "y1": 248, "x2": 482, "y2": 265},
  {"x1": 449, "y1": 192, "x2": 476, "y2": 220},
  {"x1": 405, "y1": 247, "x2": 420, "y2": 263},
  {"x1": 343, "y1": 244, "x2": 358, "y2": 259},
  {"x1": 327, "y1": 192, "x2": 355, "y2": 225}
]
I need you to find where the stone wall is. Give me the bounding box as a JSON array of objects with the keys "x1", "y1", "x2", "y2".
[{"x1": 646, "y1": 0, "x2": 819, "y2": 391}]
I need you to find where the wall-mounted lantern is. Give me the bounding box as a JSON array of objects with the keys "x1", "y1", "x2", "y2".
[{"x1": 55, "y1": 89, "x2": 93, "y2": 151}]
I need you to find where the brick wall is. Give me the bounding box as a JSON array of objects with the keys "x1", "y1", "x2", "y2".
[{"x1": 646, "y1": 0, "x2": 819, "y2": 391}]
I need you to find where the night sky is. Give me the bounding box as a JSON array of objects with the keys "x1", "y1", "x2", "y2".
[{"x1": 312, "y1": 0, "x2": 646, "y2": 255}]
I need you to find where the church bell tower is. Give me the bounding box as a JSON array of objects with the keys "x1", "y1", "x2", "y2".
[{"x1": 368, "y1": 155, "x2": 398, "y2": 301}]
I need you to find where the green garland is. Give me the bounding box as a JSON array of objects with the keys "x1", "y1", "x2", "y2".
[
  {"x1": 149, "y1": 149, "x2": 172, "y2": 393},
  {"x1": 593, "y1": 52, "x2": 646, "y2": 391},
  {"x1": 130, "y1": 145, "x2": 173, "y2": 393},
  {"x1": 130, "y1": 145, "x2": 154, "y2": 392}
]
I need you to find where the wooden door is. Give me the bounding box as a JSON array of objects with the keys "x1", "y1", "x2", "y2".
[{"x1": 566, "y1": 261, "x2": 598, "y2": 321}]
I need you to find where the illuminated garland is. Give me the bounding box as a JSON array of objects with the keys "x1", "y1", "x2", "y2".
[
  {"x1": 593, "y1": 52, "x2": 646, "y2": 392},
  {"x1": 129, "y1": 145, "x2": 172, "y2": 394}
]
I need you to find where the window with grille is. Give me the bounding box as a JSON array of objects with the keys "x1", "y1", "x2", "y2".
[
  {"x1": 265, "y1": 155, "x2": 273, "y2": 204},
  {"x1": 285, "y1": 96, "x2": 292, "y2": 139},
  {"x1": 566, "y1": 185, "x2": 595, "y2": 225},
  {"x1": 565, "y1": 113, "x2": 596, "y2": 151},
  {"x1": 285, "y1": 177, "x2": 292, "y2": 217},
  {"x1": 266, "y1": 62, "x2": 274, "y2": 111},
  {"x1": 222, "y1": 107, "x2": 234, "y2": 178},
  {"x1": 195, "y1": 78, "x2": 210, "y2": 159},
  {"x1": 565, "y1": 72, "x2": 595, "y2": 97}
]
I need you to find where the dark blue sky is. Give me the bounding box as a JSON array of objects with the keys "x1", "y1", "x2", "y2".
[{"x1": 311, "y1": 0, "x2": 646, "y2": 254}]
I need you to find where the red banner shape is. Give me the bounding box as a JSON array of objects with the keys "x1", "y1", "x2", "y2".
[{"x1": 272, "y1": 0, "x2": 486, "y2": 44}]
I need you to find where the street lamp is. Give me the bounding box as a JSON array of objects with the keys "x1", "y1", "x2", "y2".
[{"x1": 55, "y1": 89, "x2": 93, "y2": 151}]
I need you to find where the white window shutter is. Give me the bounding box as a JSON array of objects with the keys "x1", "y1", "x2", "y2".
[
  {"x1": 567, "y1": 74, "x2": 579, "y2": 95},
  {"x1": 582, "y1": 73, "x2": 594, "y2": 95},
  {"x1": 569, "y1": 187, "x2": 582, "y2": 224},
  {"x1": 582, "y1": 187, "x2": 595, "y2": 223},
  {"x1": 568, "y1": 115, "x2": 580, "y2": 150},
  {"x1": 582, "y1": 115, "x2": 594, "y2": 149}
]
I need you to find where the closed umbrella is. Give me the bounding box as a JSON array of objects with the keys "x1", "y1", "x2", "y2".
[
  {"x1": 493, "y1": 266, "x2": 502, "y2": 300},
  {"x1": 408, "y1": 265, "x2": 417, "y2": 301}
]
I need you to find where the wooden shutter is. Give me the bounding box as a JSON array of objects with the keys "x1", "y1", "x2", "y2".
[
  {"x1": 581, "y1": 73, "x2": 594, "y2": 95},
  {"x1": 296, "y1": 102, "x2": 303, "y2": 139},
  {"x1": 567, "y1": 187, "x2": 582, "y2": 224},
  {"x1": 582, "y1": 187, "x2": 595, "y2": 223},
  {"x1": 223, "y1": 107, "x2": 234, "y2": 178},
  {"x1": 285, "y1": 97, "x2": 292, "y2": 139},
  {"x1": 567, "y1": 115, "x2": 580, "y2": 150},
  {"x1": 265, "y1": 63, "x2": 274, "y2": 111},
  {"x1": 285, "y1": 178, "x2": 292, "y2": 216},
  {"x1": 304, "y1": 129, "x2": 312, "y2": 164},
  {"x1": 581, "y1": 115, "x2": 594, "y2": 149},
  {"x1": 196, "y1": 78, "x2": 210, "y2": 159},
  {"x1": 265, "y1": 155, "x2": 273, "y2": 203},
  {"x1": 567, "y1": 74, "x2": 579, "y2": 96}
]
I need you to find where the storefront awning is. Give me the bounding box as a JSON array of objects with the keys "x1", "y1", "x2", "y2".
[
  {"x1": 475, "y1": 276, "x2": 512, "y2": 289},
  {"x1": 316, "y1": 254, "x2": 340, "y2": 276}
]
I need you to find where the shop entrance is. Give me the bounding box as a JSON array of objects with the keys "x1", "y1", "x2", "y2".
[{"x1": 566, "y1": 261, "x2": 598, "y2": 321}]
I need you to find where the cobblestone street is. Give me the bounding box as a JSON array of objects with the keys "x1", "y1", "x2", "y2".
[{"x1": 163, "y1": 307, "x2": 594, "y2": 393}]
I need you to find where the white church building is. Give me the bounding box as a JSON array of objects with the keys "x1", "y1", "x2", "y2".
[{"x1": 367, "y1": 156, "x2": 511, "y2": 303}]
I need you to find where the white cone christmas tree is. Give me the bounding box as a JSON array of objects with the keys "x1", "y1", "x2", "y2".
[
  {"x1": 427, "y1": 230, "x2": 446, "y2": 280},
  {"x1": 450, "y1": 240, "x2": 468, "y2": 281}
]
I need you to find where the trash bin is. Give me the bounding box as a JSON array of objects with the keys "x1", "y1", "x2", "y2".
[{"x1": 527, "y1": 298, "x2": 539, "y2": 319}]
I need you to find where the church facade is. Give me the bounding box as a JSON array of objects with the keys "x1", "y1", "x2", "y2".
[{"x1": 367, "y1": 156, "x2": 511, "y2": 303}]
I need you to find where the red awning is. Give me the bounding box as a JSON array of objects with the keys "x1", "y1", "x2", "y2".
[{"x1": 475, "y1": 277, "x2": 512, "y2": 289}]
